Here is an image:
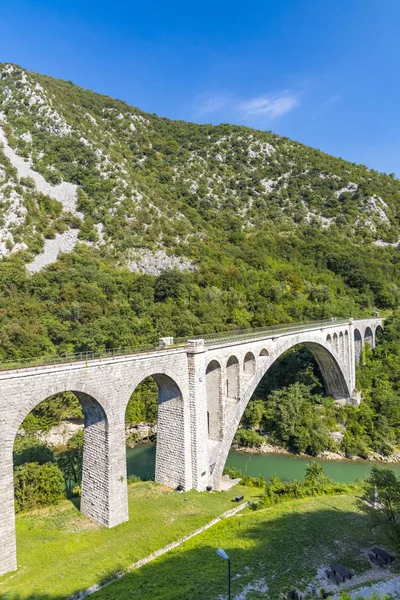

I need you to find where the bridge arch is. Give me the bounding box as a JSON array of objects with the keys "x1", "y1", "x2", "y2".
[
  {"x1": 365, "y1": 327, "x2": 373, "y2": 347},
  {"x1": 345, "y1": 330, "x2": 349, "y2": 352},
  {"x1": 332, "y1": 332, "x2": 339, "y2": 352},
  {"x1": 2, "y1": 382, "x2": 119, "y2": 580},
  {"x1": 244, "y1": 352, "x2": 256, "y2": 375},
  {"x1": 206, "y1": 360, "x2": 222, "y2": 441},
  {"x1": 354, "y1": 328, "x2": 363, "y2": 362},
  {"x1": 226, "y1": 356, "x2": 239, "y2": 400},
  {"x1": 339, "y1": 331, "x2": 344, "y2": 355},
  {"x1": 7, "y1": 381, "x2": 112, "y2": 440},
  {"x1": 375, "y1": 325, "x2": 383, "y2": 344},
  {"x1": 210, "y1": 338, "x2": 351, "y2": 488},
  {"x1": 125, "y1": 373, "x2": 187, "y2": 490},
  {"x1": 259, "y1": 348, "x2": 269, "y2": 357}
]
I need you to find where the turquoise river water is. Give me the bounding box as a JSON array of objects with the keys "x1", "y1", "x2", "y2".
[{"x1": 126, "y1": 444, "x2": 400, "y2": 483}]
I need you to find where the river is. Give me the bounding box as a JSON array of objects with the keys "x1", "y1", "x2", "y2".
[{"x1": 126, "y1": 444, "x2": 400, "y2": 484}]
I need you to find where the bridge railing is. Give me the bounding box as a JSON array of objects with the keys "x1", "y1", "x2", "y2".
[
  {"x1": 0, "y1": 341, "x2": 188, "y2": 372},
  {"x1": 195, "y1": 318, "x2": 349, "y2": 347}
]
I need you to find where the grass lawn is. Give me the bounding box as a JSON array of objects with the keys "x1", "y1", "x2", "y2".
[
  {"x1": 0, "y1": 481, "x2": 260, "y2": 599},
  {"x1": 91, "y1": 494, "x2": 393, "y2": 600}
]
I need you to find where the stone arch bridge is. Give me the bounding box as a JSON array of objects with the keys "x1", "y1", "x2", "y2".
[{"x1": 0, "y1": 317, "x2": 383, "y2": 575}]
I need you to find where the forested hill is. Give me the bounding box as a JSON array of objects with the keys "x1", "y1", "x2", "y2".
[{"x1": 0, "y1": 62, "x2": 399, "y2": 360}]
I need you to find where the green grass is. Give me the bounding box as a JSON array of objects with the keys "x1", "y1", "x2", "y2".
[
  {"x1": 0, "y1": 487, "x2": 393, "y2": 600},
  {"x1": 92, "y1": 494, "x2": 392, "y2": 600},
  {"x1": 0, "y1": 481, "x2": 260, "y2": 599}
]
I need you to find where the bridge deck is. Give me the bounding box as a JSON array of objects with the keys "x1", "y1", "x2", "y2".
[{"x1": 0, "y1": 317, "x2": 381, "y2": 374}]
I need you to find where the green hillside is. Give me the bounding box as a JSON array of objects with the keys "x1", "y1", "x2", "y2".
[{"x1": 0, "y1": 62, "x2": 399, "y2": 359}]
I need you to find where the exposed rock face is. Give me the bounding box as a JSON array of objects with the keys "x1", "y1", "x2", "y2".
[
  {"x1": 126, "y1": 249, "x2": 197, "y2": 276},
  {"x1": 0, "y1": 125, "x2": 81, "y2": 215},
  {"x1": 34, "y1": 420, "x2": 158, "y2": 448},
  {"x1": 37, "y1": 419, "x2": 82, "y2": 446},
  {"x1": 126, "y1": 423, "x2": 157, "y2": 446},
  {"x1": 329, "y1": 430, "x2": 344, "y2": 444},
  {"x1": 26, "y1": 228, "x2": 80, "y2": 273},
  {"x1": 0, "y1": 121, "x2": 83, "y2": 267}
]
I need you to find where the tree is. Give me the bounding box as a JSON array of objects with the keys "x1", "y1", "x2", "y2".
[
  {"x1": 304, "y1": 460, "x2": 330, "y2": 493},
  {"x1": 358, "y1": 467, "x2": 400, "y2": 547}
]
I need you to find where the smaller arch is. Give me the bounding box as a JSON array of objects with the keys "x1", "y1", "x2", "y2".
[
  {"x1": 259, "y1": 348, "x2": 269, "y2": 357},
  {"x1": 226, "y1": 355, "x2": 239, "y2": 400},
  {"x1": 206, "y1": 360, "x2": 222, "y2": 441},
  {"x1": 326, "y1": 334, "x2": 332, "y2": 344},
  {"x1": 332, "y1": 332, "x2": 339, "y2": 352},
  {"x1": 375, "y1": 325, "x2": 383, "y2": 344},
  {"x1": 354, "y1": 328, "x2": 363, "y2": 362},
  {"x1": 206, "y1": 360, "x2": 221, "y2": 374},
  {"x1": 243, "y1": 352, "x2": 256, "y2": 375},
  {"x1": 364, "y1": 326, "x2": 373, "y2": 347},
  {"x1": 339, "y1": 331, "x2": 344, "y2": 355}
]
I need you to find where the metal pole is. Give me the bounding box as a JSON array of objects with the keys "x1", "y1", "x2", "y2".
[{"x1": 228, "y1": 558, "x2": 231, "y2": 600}]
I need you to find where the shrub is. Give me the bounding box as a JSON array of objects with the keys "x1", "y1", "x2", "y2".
[
  {"x1": 127, "y1": 475, "x2": 142, "y2": 484},
  {"x1": 240, "y1": 474, "x2": 266, "y2": 488},
  {"x1": 234, "y1": 428, "x2": 265, "y2": 448},
  {"x1": 257, "y1": 463, "x2": 355, "y2": 509},
  {"x1": 14, "y1": 462, "x2": 65, "y2": 513},
  {"x1": 223, "y1": 466, "x2": 243, "y2": 479}
]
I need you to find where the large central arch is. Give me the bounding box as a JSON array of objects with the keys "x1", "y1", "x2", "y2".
[{"x1": 210, "y1": 338, "x2": 351, "y2": 489}]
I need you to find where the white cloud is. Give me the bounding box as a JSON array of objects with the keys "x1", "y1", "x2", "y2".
[
  {"x1": 238, "y1": 93, "x2": 299, "y2": 118},
  {"x1": 193, "y1": 90, "x2": 299, "y2": 121}
]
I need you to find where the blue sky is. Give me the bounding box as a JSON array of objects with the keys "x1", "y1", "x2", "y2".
[{"x1": 1, "y1": 0, "x2": 400, "y2": 174}]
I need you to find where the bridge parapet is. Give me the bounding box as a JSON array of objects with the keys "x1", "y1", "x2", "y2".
[{"x1": 0, "y1": 317, "x2": 384, "y2": 377}]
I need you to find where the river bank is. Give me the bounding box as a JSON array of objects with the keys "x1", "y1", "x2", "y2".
[
  {"x1": 26, "y1": 420, "x2": 157, "y2": 448},
  {"x1": 234, "y1": 442, "x2": 400, "y2": 464}
]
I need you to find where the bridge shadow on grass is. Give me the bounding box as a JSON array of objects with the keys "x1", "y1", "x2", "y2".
[{"x1": 2, "y1": 497, "x2": 393, "y2": 600}]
